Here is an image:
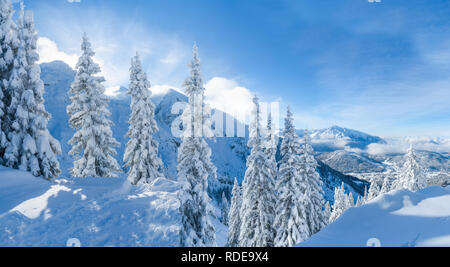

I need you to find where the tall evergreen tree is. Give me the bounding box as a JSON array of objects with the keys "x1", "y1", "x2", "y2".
[
  {"x1": 329, "y1": 183, "x2": 346, "y2": 224},
  {"x1": 362, "y1": 185, "x2": 369, "y2": 203},
  {"x1": 261, "y1": 112, "x2": 277, "y2": 243},
  {"x1": 221, "y1": 192, "x2": 230, "y2": 226},
  {"x1": 4, "y1": 3, "x2": 61, "y2": 179},
  {"x1": 239, "y1": 96, "x2": 276, "y2": 247},
  {"x1": 367, "y1": 176, "x2": 382, "y2": 200},
  {"x1": 347, "y1": 192, "x2": 355, "y2": 208},
  {"x1": 178, "y1": 44, "x2": 216, "y2": 247},
  {"x1": 329, "y1": 183, "x2": 354, "y2": 223},
  {"x1": 301, "y1": 129, "x2": 327, "y2": 236},
  {"x1": 67, "y1": 33, "x2": 120, "y2": 178},
  {"x1": 263, "y1": 112, "x2": 278, "y2": 193},
  {"x1": 380, "y1": 163, "x2": 399, "y2": 194},
  {"x1": 0, "y1": 0, "x2": 15, "y2": 159},
  {"x1": 323, "y1": 201, "x2": 332, "y2": 223},
  {"x1": 274, "y1": 108, "x2": 309, "y2": 247},
  {"x1": 124, "y1": 53, "x2": 163, "y2": 185},
  {"x1": 227, "y1": 178, "x2": 242, "y2": 247},
  {"x1": 355, "y1": 195, "x2": 364, "y2": 207},
  {"x1": 396, "y1": 147, "x2": 427, "y2": 192}
]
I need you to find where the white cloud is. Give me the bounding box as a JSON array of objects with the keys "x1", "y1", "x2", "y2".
[
  {"x1": 147, "y1": 78, "x2": 256, "y2": 122},
  {"x1": 204, "y1": 77, "x2": 254, "y2": 120},
  {"x1": 105, "y1": 86, "x2": 121, "y2": 97},
  {"x1": 67, "y1": 0, "x2": 81, "y2": 3},
  {"x1": 37, "y1": 37, "x2": 78, "y2": 69},
  {"x1": 366, "y1": 136, "x2": 450, "y2": 155},
  {"x1": 160, "y1": 50, "x2": 183, "y2": 67}
]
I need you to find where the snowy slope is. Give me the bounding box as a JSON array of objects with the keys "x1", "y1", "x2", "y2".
[
  {"x1": 300, "y1": 186, "x2": 450, "y2": 247},
  {"x1": 0, "y1": 166, "x2": 182, "y2": 247},
  {"x1": 0, "y1": 166, "x2": 229, "y2": 247},
  {"x1": 318, "y1": 150, "x2": 385, "y2": 174}
]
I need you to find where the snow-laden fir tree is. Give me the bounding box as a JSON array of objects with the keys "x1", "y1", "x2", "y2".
[
  {"x1": 347, "y1": 192, "x2": 355, "y2": 209},
  {"x1": 4, "y1": 3, "x2": 61, "y2": 179},
  {"x1": 396, "y1": 146, "x2": 427, "y2": 192},
  {"x1": 124, "y1": 53, "x2": 163, "y2": 185},
  {"x1": 380, "y1": 163, "x2": 400, "y2": 194},
  {"x1": 263, "y1": 112, "x2": 278, "y2": 193},
  {"x1": 300, "y1": 129, "x2": 327, "y2": 236},
  {"x1": 67, "y1": 33, "x2": 120, "y2": 178},
  {"x1": 323, "y1": 201, "x2": 332, "y2": 223},
  {"x1": 329, "y1": 183, "x2": 354, "y2": 224},
  {"x1": 239, "y1": 96, "x2": 276, "y2": 247},
  {"x1": 3, "y1": 2, "x2": 22, "y2": 169},
  {"x1": 274, "y1": 107, "x2": 309, "y2": 247},
  {"x1": 355, "y1": 195, "x2": 364, "y2": 207},
  {"x1": 0, "y1": 0, "x2": 16, "y2": 159},
  {"x1": 221, "y1": 192, "x2": 229, "y2": 226},
  {"x1": 227, "y1": 178, "x2": 242, "y2": 247},
  {"x1": 367, "y1": 176, "x2": 382, "y2": 201},
  {"x1": 361, "y1": 185, "x2": 369, "y2": 204},
  {"x1": 260, "y1": 111, "x2": 277, "y2": 241},
  {"x1": 178, "y1": 44, "x2": 216, "y2": 247},
  {"x1": 262, "y1": 111, "x2": 277, "y2": 226}
]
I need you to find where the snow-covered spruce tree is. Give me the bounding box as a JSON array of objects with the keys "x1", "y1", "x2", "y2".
[
  {"x1": 221, "y1": 192, "x2": 230, "y2": 226},
  {"x1": 178, "y1": 44, "x2": 216, "y2": 247},
  {"x1": 380, "y1": 163, "x2": 399, "y2": 194},
  {"x1": 329, "y1": 183, "x2": 352, "y2": 224},
  {"x1": 347, "y1": 192, "x2": 355, "y2": 209},
  {"x1": 239, "y1": 96, "x2": 277, "y2": 247},
  {"x1": 367, "y1": 176, "x2": 382, "y2": 200},
  {"x1": 227, "y1": 178, "x2": 242, "y2": 247},
  {"x1": 274, "y1": 107, "x2": 309, "y2": 247},
  {"x1": 260, "y1": 111, "x2": 277, "y2": 241},
  {"x1": 263, "y1": 112, "x2": 278, "y2": 195},
  {"x1": 362, "y1": 185, "x2": 369, "y2": 203},
  {"x1": 0, "y1": 0, "x2": 16, "y2": 159},
  {"x1": 397, "y1": 147, "x2": 427, "y2": 192},
  {"x1": 300, "y1": 129, "x2": 327, "y2": 236},
  {"x1": 67, "y1": 33, "x2": 120, "y2": 178},
  {"x1": 4, "y1": 4, "x2": 61, "y2": 179},
  {"x1": 124, "y1": 53, "x2": 163, "y2": 185},
  {"x1": 323, "y1": 201, "x2": 332, "y2": 223},
  {"x1": 262, "y1": 111, "x2": 277, "y2": 229},
  {"x1": 356, "y1": 195, "x2": 364, "y2": 207}
]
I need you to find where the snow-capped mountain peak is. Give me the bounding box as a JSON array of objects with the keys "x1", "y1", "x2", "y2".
[{"x1": 311, "y1": 126, "x2": 385, "y2": 144}]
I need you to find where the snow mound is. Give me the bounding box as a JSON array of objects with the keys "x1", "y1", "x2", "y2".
[
  {"x1": 0, "y1": 166, "x2": 182, "y2": 247},
  {"x1": 299, "y1": 186, "x2": 450, "y2": 247}
]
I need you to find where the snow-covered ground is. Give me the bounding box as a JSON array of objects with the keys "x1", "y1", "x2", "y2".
[
  {"x1": 300, "y1": 185, "x2": 450, "y2": 247},
  {"x1": 0, "y1": 166, "x2": 227, "y2": 247},
  {"x1": 1, "y1": 166, "x2": 449, "y2": 247}
]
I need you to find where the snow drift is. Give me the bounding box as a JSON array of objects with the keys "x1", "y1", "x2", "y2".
[
  {"x1": 300, "y1": 185, "x2": 450, "y2": 247},
  {"x1": 0, "y1": 166, "x2": 182, "y2": 247}
]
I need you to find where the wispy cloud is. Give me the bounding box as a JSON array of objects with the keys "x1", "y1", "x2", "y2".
[{"x1": 366, "y1": 137, "x2": 450, "y2": 155}]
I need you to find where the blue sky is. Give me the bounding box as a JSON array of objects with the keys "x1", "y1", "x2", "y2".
[{"x1": 20, "y1": 0, "x2": 450, "y2": 137}]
